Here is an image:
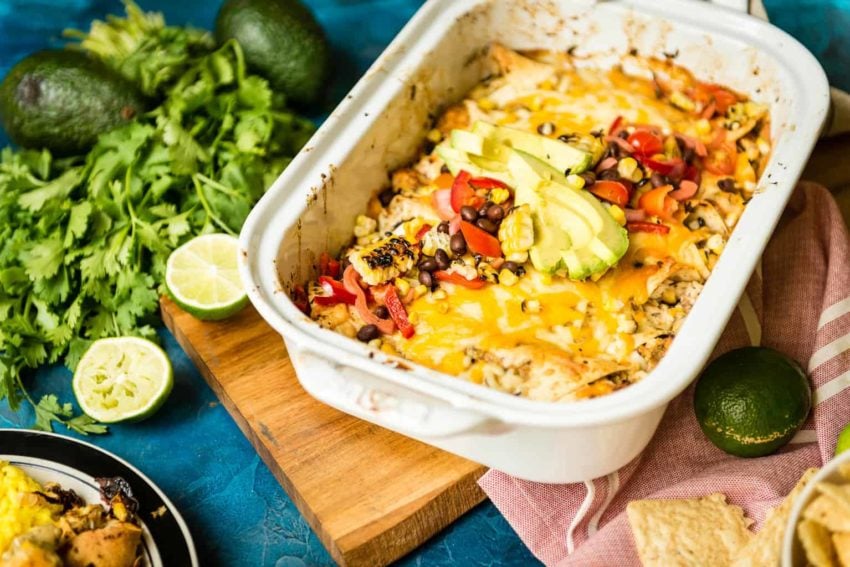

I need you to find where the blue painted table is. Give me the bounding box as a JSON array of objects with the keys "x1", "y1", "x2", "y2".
[{"x1": 0, "y1": 1, "x2": 845, "y2": 565}]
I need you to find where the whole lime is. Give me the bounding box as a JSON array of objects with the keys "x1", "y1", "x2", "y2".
[{"x1": 694, "y1": 346, "x2": 811, "y2": 458}]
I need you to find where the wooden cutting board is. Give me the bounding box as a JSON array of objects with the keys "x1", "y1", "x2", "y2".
[{"x1": 160, "y1": 297, "x2": 487, "y2": 567}]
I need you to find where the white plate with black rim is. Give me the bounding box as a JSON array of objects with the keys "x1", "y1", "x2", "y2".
[{"x1": 0, "y1": 429, "x2": 198, "y2": 566}]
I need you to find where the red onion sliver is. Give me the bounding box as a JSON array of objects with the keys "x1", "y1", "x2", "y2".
[
  {"x1": 449, "y1": 215, "x2": 462, "y2": 235},
  {"x1": 343, "y1": 266, "x2": 395, "y2": 334},
  {"x1": 604, "y1": 136, "x2": 634, "y2": 154},
  {"x1": 669, "y1": 180, "x2": 699, "y2": 201},
  {"x1": 596, "y1": 156, "x2": 618, "y2": 172}
]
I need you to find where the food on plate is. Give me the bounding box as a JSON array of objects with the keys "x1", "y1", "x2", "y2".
[
  {"x1": 0, "y1": 50, "x2": 146, "y2": 155},
  {"x1": 626, "y1": 469, "x2": 818, "y2": 566},
  {"x1": 794, "y1": 465, "x2": 850, "y2": 566},
  {"x1": 694, "y1": 347, "x2": 811, "y2": 457},
  {"x1": 0, "y1": 462, "x2": 142, "y2": 566},
  {"x1": 626, "y1": 493, "x2": 753, "y2": 566},
  {"x1": 73, "y1": 336, "x2": 173, "y2": 423},
  {"x1": 165, "y1": 233, "x2": 248, "y2": 320},
  {"x1": 302, "y1": 44, "x2": 772, "y2": 402},
  {"x1": 836, "y1": 423, "x2": 850, "y2": 456},
  {"x1": 215, "y1": 0, "x2": 330, "y2": 106},
  {"x1": 0, "y1": 2, "x2": 315, "y2": 432}
]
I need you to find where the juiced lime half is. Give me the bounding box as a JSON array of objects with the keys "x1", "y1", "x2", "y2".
[
  {"x1": 165, "y1": 233, "x2": 248, "y2": 320},
  {"x1": 73, "y1": 337, "x2": 173, "y2": 423}
]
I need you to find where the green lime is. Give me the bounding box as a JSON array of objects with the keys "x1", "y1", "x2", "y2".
[
  {"x1": 165, "y1": 233, "x2": 248, "y2": 321},
  {"x1": 73, "y1": 337, "x2": 173, "y2": 423},
  {"x1": 694, "y1": 346, "x2": 812, "y2": 458},
  {"x1": 836, "y1": 424, "x2": 850, "y2": 456}
]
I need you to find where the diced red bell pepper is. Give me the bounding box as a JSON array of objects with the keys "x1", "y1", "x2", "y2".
[
  {"x1": 460, "y1": 221, "x2": 502, "y2": 257},
  {"x1": 318, "y1": 252, "x2": 341, "y2": 278},
  {"x1": 627, "y1": 130, "x2": 663, "y2": 157},
  {"x1": 627, "y1": 221, "x2": 671, "y2": 234},
  {"x1": 415, "y1": 223, "x2": 432, "y2": 243},
  {"x1": 588, "y1": 180, "x2": 630, "y2": 208},
  {"x1": 608, "y1": 115, "x2": 624, "y2": 136},
  {"x1": 469, "y1": 176, "x2": 509, "y2": 190},
  {"x1": 434, "y1": 270, "x2": 487, "y2": 289},
  {"x1": 384, "y1": 285, "x2": 415, "y2": 338},
  {"x1": 450, "y1": 170, "x2": 484, "y2": 212},
  {"x1": 313, "y1": 276, "x2": 357, "y2": 306}
]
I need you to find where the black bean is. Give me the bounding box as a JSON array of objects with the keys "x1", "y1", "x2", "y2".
[
  {"x1": 718, "y1": 178, "x2": 736, "y2": 191},
  {"x1": 378, "y1": 188, "x2": 395, "y2": 207},
  {"x1": 418, "y1": 257, "x2": 437, "y2": 272},
  {"x1": 599, "y1": 168, "x2": 620, "y2": 180},
  {"x1": 460, "y1": 205, "x2": 478, "y2": 222},
  {"x1": 450, "y1": 233, "x2": 467, "y2": 255},
  {"x1": 479, "y1": 201, "x2": 494, "y2": 217},
  {"x1": 579, "y1": 172, "x2": 596, "y2": 186},
  {"x1": 650, "y1": 172, "x2": 668, "y2": 187},
  {"x1": 437, "y1": 221, "x2": 450, "y2": 234},
  {"x1": 476, "y1": 218, "x2": 498, "y2": 234},
  {"x1": 418, "y1": 271, "x2": 434, "y2": 288},
  {"x1": 435, "y1": 249, "x2": 451, "y2": 270},
  {"x1": 357, "y1": 324, "x2": 380, "y2": 342},
  {"x1": 374, "y1": 306, "x2": 389, "y2": 319},
  {"x1": 486, "y1": 205, "x2": 504, "y2": 222},
  {"x1": 502, "y1": 261, "x2": 519, "y2": 273}
]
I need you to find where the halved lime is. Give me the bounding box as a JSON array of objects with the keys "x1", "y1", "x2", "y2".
[
  {"x1": 836, "y1": 423, "x2": 850, "y2": 456},
  {"x1": 165, "y1": 233, "x2": 248, "y2": 320},
  {"x1": 73, "y1": 337, "x2": 173, "y2": 423}
]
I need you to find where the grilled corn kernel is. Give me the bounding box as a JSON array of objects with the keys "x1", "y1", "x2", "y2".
[
  {"x1": 661, "y1": 288, "x2": 677, "y2": 305},
  {"x1": 368, "y1": 338, "x2": 383, "y2": 348},
  {"x1": 414, "y1": 284, "x2": 429, "y2": 298},
  {"x1": 427, "y1": 128, "x2": 443, "y2": 143},
  {"x1": 499, "y1": 269, "x2": 519, "y2": 287},
  {"x1": 498, "y1": 205, "x2": 535, "y2": 257},
  {"x1": 420, "y1": 229, "x2": 450, "y2": 257},
  {"x1": 489, "y1": 187, "x2": 510, "y2": 205},
  {"x1": 432, "y1": 289, "x2": 447, "y2": 300},
  {"x1": 349, "y1": 236, "x2": 417, "y2": 285},
  {"x1": 617, "y1": 157, "x2": 641, "y2": 182},
  {"x1": 353, "y1": 214, "x2": 377, "y2": 238},
  {"x1": 477, "y1": 98, "x2": 496, "y2": 110},
  {"x1": 478, "y1": 263, "x2": 499, "y2": 283},
  {"x1": 566, "y1": 174, "x2": 585, "y2": 189},
  {"x1": 523, "y1": 299, "x2": 541, "y2": 313},
  {"x1": 695, "y1": 118, "x2": 711, "y2": 136},
  {"x1": 670, "y1": 91, "x2": 696, "y2": 112},
  {"x1": 506, "y1": 251, "x2": 529, "y2": 263},
  {"x1": 608, "y1": 205, "x2": 626, "y2": 226},
  {"x1": 394, "y1": 278, "x2": 410, "y2": 296}
]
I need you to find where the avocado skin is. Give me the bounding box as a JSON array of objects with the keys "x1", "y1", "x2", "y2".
[
  {"x1": 215, "y1": 0, "x2": 330, "y2": 106},
  {"x1": 0, "y1": 50, "x2": 146, "y2": 156}
]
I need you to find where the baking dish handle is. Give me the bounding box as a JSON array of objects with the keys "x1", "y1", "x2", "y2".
[{"x1": 292, "y1": 350, "x2": 504, "y2": 439}]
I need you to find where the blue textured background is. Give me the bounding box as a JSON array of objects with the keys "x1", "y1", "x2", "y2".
[{"x1": 0, "y1": 1, "x2": 844, "y2": 565}]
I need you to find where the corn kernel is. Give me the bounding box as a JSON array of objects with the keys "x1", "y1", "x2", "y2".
[
  {"x1": 431, "y1": 289, "x2": 447, "y2": 300},
  {"x1": 381, "y1": 343, "x2": 397, "y2": 355},
  {"x1": 489, "y1": 187, "x2": 510, "y2": 204},
  {"x1": 506, "y1": 251, "x2": 529, "y2": 263},
  {"x1": 661, "y1": 288, "x2": 677, "y2": 305},
  {"x1": 477, "y1": 98, "x2": 496, "y2": 110},
  {"x1": 438, "y1": 303, "x2": 450, "y2": 314},
  {"x1": 695, "y1": 119, "x2": 711, "y2": 136},
  {"x1": 670, "y1": 91, "x2": 696, "y2": 112},
  {"x1": 368, "y1": 338, "x2": 383, "y2": 348},
  {"x1": 499, "y1": 269, "x2": 519, "y2": 287},
  {"x1": 617, "y1": 157, "x2": 638, "y2": 179},
  {"x1": 523, "y1": 299, "x2": 541, "y2": 313},
  {"x1": 394, "y1": 278, "x2": 410, "y2": 296},
  {"x1": 414, "y1": 284, "x2": 428, "y2": 298},
  {"x1": 566, "y1": 174, "x2": 586, "y2": 188},
  {"x1": 426, "y1": 128, "x2": 442, "y2": 143},
  {"x1": 608, "y1": 205, "x2": 626, "y2": 226}
]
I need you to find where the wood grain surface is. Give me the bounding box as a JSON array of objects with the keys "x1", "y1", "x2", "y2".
[{"x1": 160, "y1": 297, "x2": 487, "y2": 567}]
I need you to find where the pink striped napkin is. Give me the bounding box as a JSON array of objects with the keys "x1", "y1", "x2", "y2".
[{"x1": 479, "y1": 182, "x2": 850, "y2": 566}]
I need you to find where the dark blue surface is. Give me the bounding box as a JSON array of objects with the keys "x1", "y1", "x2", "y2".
[{"x1": 1, "y1": 1, "x2": 845, "y2": 565}]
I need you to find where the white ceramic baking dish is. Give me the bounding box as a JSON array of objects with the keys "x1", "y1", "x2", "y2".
[{"x1": 239, "y1": 0, "x2": 829, "y2": 483}]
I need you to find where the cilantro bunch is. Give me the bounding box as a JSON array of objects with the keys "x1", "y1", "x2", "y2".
[{"x1": 0, "y1": 3, "x2": 314, "y2": 433}]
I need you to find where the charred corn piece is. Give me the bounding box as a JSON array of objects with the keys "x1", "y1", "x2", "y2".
[
  {"x1": 499, "y1": 205, "x2": 535, "y2": 257},
  {"x1": 348, "y1": 236, "x2": 417, "y2": 285}
]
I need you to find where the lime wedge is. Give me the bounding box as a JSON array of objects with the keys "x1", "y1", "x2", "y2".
[
  {"x1": 165, "y1": 233, "x2": 248, "y2": 320},
  {"x1": 73, "y1": 337, "x2": 173, "y2": 423},
  {"x1": 837, "y1": 423, "x2": 850, "y2": 456}
]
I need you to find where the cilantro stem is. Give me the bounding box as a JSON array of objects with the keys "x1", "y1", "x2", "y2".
[
  {"x1": 195, "y1": 173, "x2": 251, "y2": 203},
  {"x1": 192, "y1": 174, "x2": 236, "y2": 235}
]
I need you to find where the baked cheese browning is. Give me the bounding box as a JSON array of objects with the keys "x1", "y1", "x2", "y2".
[{"x1": 301, "y1": 44, "x2": 770, "y2": 402}]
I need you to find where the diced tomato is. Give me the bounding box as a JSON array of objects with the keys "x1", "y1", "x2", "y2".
[
  {"x1": 415, "y1": 223, "x2": 432, "y2": 243},
  {"x1": 434, "y1": 270, "x2": 487, "y2": 289},
  {"x1": 319, "y1": 252, "x2": 340, "y2": 278},
  {"x1": 460, "y1": 221, "x2": 502, "y2": 257},
  {"x1": 588, "y1": 180, "x2": 630, "y2": 207},
  {"x1": 432, "y1": 188, "x2": 455, "y2": 220},
  {"x1": 703, "y1": 142, "x2": 737, "y2": 176},
  {"x1": 469, "y1": 176, "x2": 509, "y2": 190},
  {"x1": 384, "y1": 285, "x2": 415, "y2": 339},
  {"x1": 669, "y1": 180, "x2": 699, "y2": 201},
  {"x1": 313, "y1": 276, "x2": 357, "y2": 306},
  {"x1": 627, "y1": 221, "x2": 671, "y2": 234},
  {"x1": 291, "y1": 284, "x2": 310, "y2": 314},
  {"x1": 638, "y1": 185, "x2": 678, "y2": 219},
  {"x1": 450, "y1": 171, "x2": 484, "y2": 212},
  {"x1": 608, "y1": 115, "x2": 624, "y2": 136},
  {"x1": 705, "y1": 84, "x2": 738, "y2": 114},
  {"x1": 641, "y1": 156, "x2": 684, "y2": 176},
  {"x1": 435, "y1": 172, "x2": 455, "y2": 189},
  {"x1": 627, "y1": 130, "x2": 663, "y2": 157}
]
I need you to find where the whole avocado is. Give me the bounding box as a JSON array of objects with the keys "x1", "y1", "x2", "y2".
[
  {"x1": 0, "y1": 50, "x2": 146, "y2": 156},
  {"x1": 215, "y1": 0, "x2": 330, "y2": 106}
]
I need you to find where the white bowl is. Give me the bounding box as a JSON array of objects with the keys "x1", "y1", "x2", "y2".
[
  {"x1": 782, "y1": 451, "x2": 850, "y2": 566},
  {"x1": 239, "y1": 0, "x2": 829, "y2": 483}
]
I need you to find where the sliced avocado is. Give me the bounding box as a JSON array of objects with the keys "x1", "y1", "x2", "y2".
[
  {"x1": 450, "y1": 129, "x2": 512, "y2": 162},
  {"x1": 530, "y1": 212, "x2": 569, "y2": 274},
  {"x1": 563, "y1": 247, "x2": 606, "y2": 280},
  {"x1": 472, "y1": 121, "x2": 592, "y2": 174},
  {"x1": 435, "y1": 142, "x2": 513, "y2": 184}
]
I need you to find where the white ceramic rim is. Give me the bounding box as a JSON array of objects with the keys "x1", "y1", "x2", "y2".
[{"x1": 239, "y1": 0, "x2": 830, "y2": 428}]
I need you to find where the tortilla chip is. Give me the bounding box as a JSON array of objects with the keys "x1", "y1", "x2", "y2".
[
  {"x1": 819, "y1": 483, "x2": 850, "y2": 516},
  {"x1": 799, "y1": 519, "x2": 838, "y2": 567},
  {"x1": 730, "y1": 468, "x2": 819, "y2": 566},
  {"x1": 627, "y1": 493, "x2": 752, "y2": 567},
  {"x1": 834, "y1": 533, "x2": 850, "y2": 567},
  {"x1": 838, "y1": 463, "x2": 850, "y2": 483},
  {"x1": 806, "y1": 494, "x2": 850, "y2": 532}
]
